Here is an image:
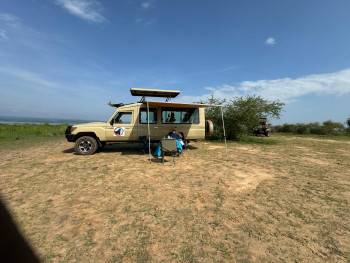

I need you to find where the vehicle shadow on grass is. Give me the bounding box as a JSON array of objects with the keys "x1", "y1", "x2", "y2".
[
  {"x1": 186, "y1": 144, "x2": 198, "y2": 150},
  {"x1": 62, "y1": 148, "x2": 75, "y2": 153},
  {"x1": 62, "y1": 143, "x2": 146, "y2": 156},
  {"x1": 62, "y1": 143, "x2": 198, "y2": 156},
  {"x1": 102, "y1": 143, "x2": 145, "y2": 155},
  {"x1": 150, "y1": 157, "x2": 176, "y2": 164}
]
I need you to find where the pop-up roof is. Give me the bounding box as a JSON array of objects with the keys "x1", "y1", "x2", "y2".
[
  {"x1": 143, "y1": 101, "x2": 214, "y2": 108},
  {"x1": 109, "y1": 88, "x2": 219, "y2": 108},
  {"x1": 130, "y1": 88, "x2": 180, "y2": 98}
]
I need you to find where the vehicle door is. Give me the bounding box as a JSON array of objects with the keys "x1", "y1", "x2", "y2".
[{"x1": 105, "y1": 110, "x2": 138, "y2": 141}]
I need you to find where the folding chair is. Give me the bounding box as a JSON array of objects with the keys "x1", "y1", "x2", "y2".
[{"x1": 161, "y1": 138, "x2": 178, "y2": 165}]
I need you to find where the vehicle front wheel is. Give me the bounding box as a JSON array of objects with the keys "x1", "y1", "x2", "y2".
[{"x1": 74, "y1": 136, "x2": 98, "y2": 155}]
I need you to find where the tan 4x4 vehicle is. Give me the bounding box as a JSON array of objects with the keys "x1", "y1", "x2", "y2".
[{"x1": 65, "y1": 89, "x2": 214, "y2": 155}]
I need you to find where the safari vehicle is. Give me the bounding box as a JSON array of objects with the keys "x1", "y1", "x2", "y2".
[
  {"x1": 253, "y1": 117, "x2": 270, "y2": 137},
  {"x1": 65, "y1": 88, "x2": 214, "y2": 155}
]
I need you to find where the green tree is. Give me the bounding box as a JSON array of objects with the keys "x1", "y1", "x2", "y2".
[{"x1": 203, "y1": 95, "x2": 284, "y2": 139}]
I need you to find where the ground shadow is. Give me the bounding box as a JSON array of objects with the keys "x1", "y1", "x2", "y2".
[
  {"x1": 62, "y1": 148, "x2": 75, "y2": 153},
  {"x1": 186, "y1": 144, "x2": 198, "y2": 150},
  {"x1": 62, "y1": 143, "x2": 146, "y2": 155},
  {"x1": 62, "y1": 142, "x2": 198, "y2": 155},
  {"x1": 103, "y1": 143, "x2": 145, "y2": 155},
  {"x1": 0, "y1": 197, "x2": 40, "y2": 263},
  {"x1": 150, "y1": 155, "x2": 179, "y2": 163},
  {"x1": 151, "y1": 157, "x2": 163, "y2": 163}
]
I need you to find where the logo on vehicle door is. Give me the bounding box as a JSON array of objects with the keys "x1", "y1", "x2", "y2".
[{"x1": 114, "y1": 127, "x2": 125, "y2": 136}]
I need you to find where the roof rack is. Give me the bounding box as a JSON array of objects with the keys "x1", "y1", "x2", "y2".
[{"x1": 130, "y1": 88, "x2": 180, "y2": 102}]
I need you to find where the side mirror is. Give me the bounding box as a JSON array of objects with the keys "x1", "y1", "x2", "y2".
[{"x1": 110, "y1": 119, "x2": 114, "y2": 126}]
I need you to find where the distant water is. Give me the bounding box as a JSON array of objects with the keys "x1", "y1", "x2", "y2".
[{"x1": 0, "y1": 116, "x2": 98, "y2": 125}]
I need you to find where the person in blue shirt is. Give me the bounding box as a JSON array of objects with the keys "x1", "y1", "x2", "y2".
[
  {"x1": 154, "y1": 129, "x2": 185, "y2": 158},
  {"x1": 168, "y1": 129, "x2": 185, "y2": 152}
]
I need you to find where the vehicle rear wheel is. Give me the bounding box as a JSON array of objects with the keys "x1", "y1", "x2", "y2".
[{"x1": 74, "y1": 136, "x2": 98, "y2": 155}]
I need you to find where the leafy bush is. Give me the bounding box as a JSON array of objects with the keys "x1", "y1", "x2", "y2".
[
  {"x1": 322, "y1": 120, "x2": 345, "y2": 134},
  {"x1": 203, "y1": 95, "x2": 284, "y2": 140},
  {"x1": 273, "y1": 120, "x2": 346, "y2": 136},
  {"x1": 278, "y1": 124, "x2": 297, "y2": 133},
  {"x1": 296, "y1": 125, "x2": 308, "y2": 134},
  {"x1": 309, "y1": 123, "x2": 326, "y2": 135}
]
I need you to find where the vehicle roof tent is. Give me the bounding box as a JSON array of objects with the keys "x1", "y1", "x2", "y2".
[
  {"x1": 130, "y1": 88, "x2": 227, "y2": 162},
  {"x1": 130, "y1": 88, "x2": 180, "y2": 98},
  {"x1": 142, "y1": 101, "x2": 215, "y2": 108}
]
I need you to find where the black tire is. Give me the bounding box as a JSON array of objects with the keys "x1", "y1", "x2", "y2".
[{"x1": 74, "y1": 136, "x2": 98, "y2": 155}]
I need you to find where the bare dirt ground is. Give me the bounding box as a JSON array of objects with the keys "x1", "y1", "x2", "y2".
[{"x1": 1, "y1": 135, "x2": 350, "y2": 262}]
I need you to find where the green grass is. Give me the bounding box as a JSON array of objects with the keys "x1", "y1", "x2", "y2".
[
  {"x1": 237, "y1": 135, "x2": 279, "y2": 145},
  {"x1": 0, "y1": 124, "x2": 67, "y2": 148},
  {"x1": 0, "y1": 124, "x2": 67, "y2": 141}
]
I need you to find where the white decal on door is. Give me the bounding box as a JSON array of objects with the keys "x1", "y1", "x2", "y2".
[{"x1": 114, "y1": 127, "x2": 125, "y2": 136}]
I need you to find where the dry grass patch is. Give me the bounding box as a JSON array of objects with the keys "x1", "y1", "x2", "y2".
[{"x1": 1, "y1": 135, "x2": 349, "y2": 262}]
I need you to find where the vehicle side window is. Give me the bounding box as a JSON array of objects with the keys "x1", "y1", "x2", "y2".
[
  {"x1": 114, "y1": 112, "x2": 132, "y2": 124},
  {"x1": 161, "y1": 108, "x2": 199, "y2": 124},
  {"x1": 139, "y1": 108, "x2": 157, "y2": 124}
]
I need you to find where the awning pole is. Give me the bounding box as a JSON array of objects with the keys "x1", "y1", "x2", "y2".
[
  {"x1": 220, "y1": 106, "x2": 228, "y2": 156},
  {"x1": 147, "y1": 101, "x2": 152, "y2": 162}
]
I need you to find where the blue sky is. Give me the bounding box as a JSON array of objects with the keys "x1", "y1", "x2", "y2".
[{"x1": 0, "y1": 0, "x2": 350, "y2": 123}]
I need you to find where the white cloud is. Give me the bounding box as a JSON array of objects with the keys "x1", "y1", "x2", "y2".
[
  {"x1": 0, "y1": 67, "x2": 57, "y2": 89},
  {"x1": 0, "y1": 13, "x2": 19, "y2": 23},
  {"x1": 137, "y1": 1, "x2": 155, "y2": 26},
  {"x1": 0, "y1": 29, "x2": 8, "y2": 40},
  {"x1": 135, "y1": 17, "x2": 156, "y2": 27},
  {"x1": 0, "y1": 13, "x2": 20, "y2": 28},
  {"x1": 181, "y1": 69, "x2": 350, "y2": 103},
  {"x1": 0, "y1": 12, "x2": 65, "y2": 53},
  {"x1": 265, "y1": 37, "x2": 276, "y2": 46},
  {"x1": 55, "y1": 0, "x2": 106, "y2": 23},
  {"x1": 141, "y1": 2, "x2": 152, "y2": 9}
]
